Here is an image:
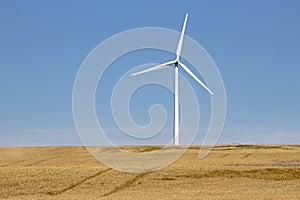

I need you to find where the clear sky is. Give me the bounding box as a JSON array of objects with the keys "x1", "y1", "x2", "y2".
[{"x1": 0, "y1": 0, "x2": 299, "y2": 146}]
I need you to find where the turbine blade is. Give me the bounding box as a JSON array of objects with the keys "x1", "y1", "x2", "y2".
[
  {"x1": 179, "y1": 61, "x2": 214, "y2": 95},
  {"x1": 176, "y1": 13, "x2": 189, "y2": 60},
  {"x1": 131, "y1": 60, "x2": 176, "y2": 76}
]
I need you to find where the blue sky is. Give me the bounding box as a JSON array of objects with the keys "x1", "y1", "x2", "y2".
[{"x1": 0, "y1": 0, "x2": 299, "y2": 146}]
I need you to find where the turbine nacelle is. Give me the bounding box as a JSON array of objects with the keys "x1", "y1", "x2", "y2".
[{"x1": 131, "y1": 59, "x2": 213, "y2": 96}]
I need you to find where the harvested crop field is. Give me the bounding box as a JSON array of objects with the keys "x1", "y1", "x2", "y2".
[{"x1": 0, "y1": 145, "x2": 300, "y2": 199}]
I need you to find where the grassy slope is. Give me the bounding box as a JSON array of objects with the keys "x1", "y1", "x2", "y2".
[{"x1": 0, "y1": 145, "x2": 300, "y2": 199}]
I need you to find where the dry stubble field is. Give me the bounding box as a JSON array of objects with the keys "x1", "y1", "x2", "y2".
[{"x1": 0, "y1": 145, "x2": 300, "y2": 199}]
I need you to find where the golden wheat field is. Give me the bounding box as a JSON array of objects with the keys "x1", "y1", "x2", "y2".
[{"x1": 0, "y1": 145, "x2": 300, "y2": 199}]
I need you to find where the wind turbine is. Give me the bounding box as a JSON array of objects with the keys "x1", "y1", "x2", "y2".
[{"x1": 131, "y1": 13, "x2": 214, "y2": 145}]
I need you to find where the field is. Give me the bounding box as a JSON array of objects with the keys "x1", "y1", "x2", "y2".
[{"x1": 0, "y1": 145, "x2": 300, "y2": 199}]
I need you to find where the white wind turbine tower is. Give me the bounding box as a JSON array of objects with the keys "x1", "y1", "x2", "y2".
[{"x1": 131, "y1": 13, "x2": 214, "y2": 145}]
